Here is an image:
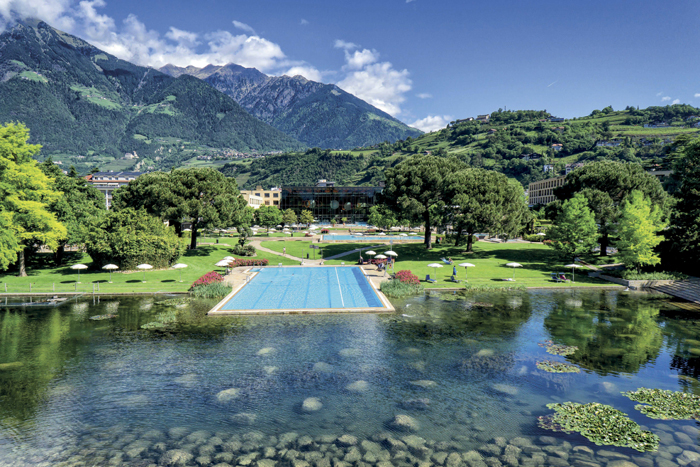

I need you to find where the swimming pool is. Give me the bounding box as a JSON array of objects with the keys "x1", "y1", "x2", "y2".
[
  {"x1": 323, "y1": 235, "x2": 423, "y2": 241},
  {"x1": 212, "y1": 266, "x2": 389, "y2": 313}
]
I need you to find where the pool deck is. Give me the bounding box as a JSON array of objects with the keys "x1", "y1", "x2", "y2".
[{"x1": 208, "y1": 265, "x2": 395, "y2": 316}]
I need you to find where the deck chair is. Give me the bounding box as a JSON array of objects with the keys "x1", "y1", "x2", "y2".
[
  {"x1": 551, "y1": 273, "x2": 562, "y2": 283},
  {"x1": 559, "y1": 273, "x2": 570, "y2": 282},
  {"x1": 448, "y1": 275, "x2": 460, "y2": 283},
  {"x1": 425, "y1": 274, "x2": 437, "y2": 283}
]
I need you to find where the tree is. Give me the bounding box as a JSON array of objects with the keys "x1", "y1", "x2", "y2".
[
  {"x1": 282, "y1": 209, "x2": 297, "y2": 226},
  {"x1": 85, "y1": 208, "x2": 184, "y2": 270},
  {"x1": 113, "y1": 168, "x2": 246, "y2": 250},
  {"x1": 546, "y1": 193, "x2": 599, "y2": 261},
  {"x1": 555, "y1": 161, "x2": 669, "y2": 256},
  {"x1": 367, "y1": 205, "x2": 398, "y2": 231},
  {"x1": 299, "y1": 209, "x2": 314, "y2": 226},
  {"x1": 39, "y1": 159, "x2": 106, "y2": 265},
  {"x1": 383, "y1": 155, "x2": 468, "y2": 248},
  {"x1": 663, "y1": 138, "x2": 700, "y2": 272},
  {"x1": 445, "y1": 169, "x2": 529, "y2": 252},
  {"x1": 0, "y1": 123, "x2": 67, "y2": 276},
  {"x1": 255, "y1": 205, "x2": 283, "y2": 230},
  {"x1": 615, "y1": 191, "x2": 666, "y2": 272}
]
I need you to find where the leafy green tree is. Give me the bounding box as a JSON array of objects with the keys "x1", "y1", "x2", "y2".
[
  {"x1": 299, "y1": 209, "x2": 314, "y2": 226},
  {"x1": 0, "y1": 123, "x2": 67, "y2": 276},
  {"x1": 663, "y1": 138, "x2": 700, "y2": 272},
  {"x1": 383, "y1": 155, "x2": 468, "y2": 248},
  {"x1": 615, "y1": 191, "x2": 666, "y2": 272},
  {"x1": 39, "y1": 158, "x2": 106, "y2": 265},
  {"x1": 85, "y1": 208, "x2": 184, "y2": 270},
  {"x1": 547, "y1": 193, "x2": 599, "y2": 261},
  {"x1": 282, "y1": 209, "x2": 298, "y2": 226},
  {"x1": 367, "y1": 205, "x2": 398, "y2": 230},
  {"x1": 255, "y1": 205, "x2": 283, "y2": 230},
  {"x1": 445, "y1": 169, "x2": 529, "y2": 251},
  {"x1": 555, "y1": 161, "x2": 669, "y2": 256},
  {"x1": 113, "y1": 168, "x2": 246, "y2": 250}
]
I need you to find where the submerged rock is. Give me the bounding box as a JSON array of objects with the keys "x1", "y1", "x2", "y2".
[
  {"x1": 399, "y1": 398, "x2": 431, "y2": 411},
  {"x1": 476, "y1": 349, "x2": 495, "y2": 357},
  {"x1": 216, "y1": 388, "x2": 241, "y2": 403},
  {"x1": 312, "y1": 362, "x2": 334, "y2": 373},
  {"x1": 491, "y1": 384, "x2": 518, "y2": 396},
  {"x1": 301, "y1": 397, "x2": 323, "y2": 412},
  {"x1": 346, "y1": 381, "x2": 369, "y2": 392},
  {"x1": 410, "y1": 380, "x2": 437, "y2": 389},
  {"x1": 339, "y1": 348, "x2": 361, "y2": 357},
  {"x1": 231, "y1": 413, "x2": 258, "y2": 425},
  {"x1": 389, "y1": 415, "x2": 420, "y2": 432},
  {"x1": 263, "y1": 366, "x2": 279, "y2": 375},
  {"x1": 337, "y1": 435, "x2": 358, "y2": 447},
  {"x1": 174, "y1": 374, "x2": 198, "y2": 387},
  {"x1": 257, "y1": 347, "x2": 276, "y2": 356},
  {"x1": 160, "y1": 449, "x2": 194, "y2": 466}
]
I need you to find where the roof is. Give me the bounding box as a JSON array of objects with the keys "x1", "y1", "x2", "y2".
[{"x1": 90, "y1": 171, "x2": 144, "y2": 177}]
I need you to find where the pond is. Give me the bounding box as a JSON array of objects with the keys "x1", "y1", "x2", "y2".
[{"x1": 0, "y1": 290, "x2": 698, "y2": 466}]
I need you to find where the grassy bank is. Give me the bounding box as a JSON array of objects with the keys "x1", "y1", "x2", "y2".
[
  {"x1": 260, "y1": 240, "x2": 379, "y2": 260},
  {"x1": 322, "y1": 241, "x2": 613, "y2": 288},
  {"x1": 0, "y1": 245, "x2": 299, "y2": 294}
]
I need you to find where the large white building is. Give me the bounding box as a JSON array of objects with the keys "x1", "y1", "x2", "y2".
[{"x1": 85, "y1": 171, "x2": 143, "y2": 209}]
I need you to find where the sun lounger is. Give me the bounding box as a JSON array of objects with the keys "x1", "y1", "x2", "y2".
[
  {"x1": 448, "y1": 275, "x2": 460, "y2": 283},
  {"x1": 425, "y1": 274, "x2": 437, "y2": 283},
  {"x1": 551, "y1": 273, "x2": 561, "y2": 283},
  {"x1": 441, "y1": 258, "x2": 451, "y2": 265}
]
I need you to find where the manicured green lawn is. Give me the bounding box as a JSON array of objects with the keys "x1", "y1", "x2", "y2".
[
  {"x1": 323, "y1": 241, "x2": 614, "y2": 288},
  {"x1": 0, "y1": 245, "x2": 298, "y2": 295},
  {"x1": 260, "y1": 240, "x2": 378, "y2": 260}
]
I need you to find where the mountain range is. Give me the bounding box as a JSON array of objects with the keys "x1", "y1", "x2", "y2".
[
  {"x1": 158, "y1": 63, "x2": 422, "y2": 149},
  {"x1": 0, "y1": 19, "x2": 306, "y2": 172}
]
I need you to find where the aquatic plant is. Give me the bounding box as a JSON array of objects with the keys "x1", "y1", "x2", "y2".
[
  {"x1": 622, "y1": 388, "x2": 700, "y2": 420},
  {"x1": 89, "y1": 314, "x2": 117, "y2": 320},
  {"x1": 190, "y1": 283, "x2": 232, "y2": 299},
  {"x1": 539, "y1": 340, "x2": 579, "y2": 356},
  {"x1": 461, "y1": 284, "x2": 526, "y2": 292},
  {"x1": 141, "y1": 310, "x2": 178, "y2": 330},
  {"x1": 538, "y1": 402, "x2": 659, "y2": 452},
  {"x1": 156, "y1": 297, "x2": 191, "y2": 306},
  {"x1": 380, "y1": 278, "x2": 424, "y2": 298},
  {"x1": 536, "y1": 361, "x2": 580, "y2": 373}
]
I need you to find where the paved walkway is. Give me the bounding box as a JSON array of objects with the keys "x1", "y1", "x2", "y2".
[
  {"x1": 653, "y1": 277, "x2": 700, "y2": 306},
  {"x1": 249, "y1": 239, "x2": 387, "y2": 264}
]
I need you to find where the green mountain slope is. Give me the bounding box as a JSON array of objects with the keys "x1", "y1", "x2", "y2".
[
  {"x1": 222, "y1": 106, "x2": 700, "y2": 189},
  {"x1": 0, "y1": 20, "x2": 304, "y2": 173},
  {"x1": 160, "y1": 63, "x2": 423, "y2": 149}
]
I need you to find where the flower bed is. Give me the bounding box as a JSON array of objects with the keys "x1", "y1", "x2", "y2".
[
  {"x1": 321, "y1": 229, "x2": 330, "y2": 234},
  {"x1": 190, "y1": 271, "x2": 224, "y2": 289},
  {"x1": 395, "y1": 270, "x2": 420, "y2": 285},
  {"x1": 230, "y1": 258, "x2": 269, "y2": 267}
]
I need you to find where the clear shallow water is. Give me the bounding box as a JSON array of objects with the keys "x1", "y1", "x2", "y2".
[{"x1": 0, "y1": 290, "x2": 699, "y2": 466}]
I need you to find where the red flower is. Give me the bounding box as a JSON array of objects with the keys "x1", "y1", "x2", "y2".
[{"x1": 395, "y1": 270, "x2": 420, "y2": 285}]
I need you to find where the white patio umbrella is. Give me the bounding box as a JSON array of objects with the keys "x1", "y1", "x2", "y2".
[
  {"x1": 384, "y1": 250, "x2": 398, "y2": 257},
  {"x1": 71, "y1": 264, "x2": 88, "y2": 283},
  {"x1": 365, "y1": 250, "x2": 377, "y2": 262},
  {"x1": 215, "y1": 259, "x2": 231, "y2": 270},
  {"x1": 400, "y1": 233, "x2": 408, "y2": 237},
  {"x1": 564, "y1": 263, "x2": 583, "y2": 282},
  {"x1": 182, "y1": 228, "x2": 192, "y2": 232},
  {"x1": 378, "y1": 232, "x2": 386, "y2": 236},
  {"x1": 102, "y1": 264, "x2": 118, "y2": 283},
  {"x1": 374, "y1": 254, "x2": 387, "y2": 260},
  {"x1": 536, "y1": 232, "x2": 546, "y2": 236},
  {"x1": 355, "y1": 232, "x2": 363, "y2": 236},
  {"x1": 505, "y1": 262, "x2": 522, "y2": 280},
  {"x1": 223, "y1": 256, "x2": 234, "y2": 261},
  {"x1": 172, "y1": 263, "x2": 188, "y2": 282},
  {"x1": 276, "y1": 225, "x2": 283, "y2": 228},
  {"x1": 458, "y1": 262, "x2": 475, "y2": 281},
  {"x1": 136, "y1": 264, "x2": 153, "y2": 282},
  {"x1": 427, "y1": 263, "x2": 443, "y2": 268}
]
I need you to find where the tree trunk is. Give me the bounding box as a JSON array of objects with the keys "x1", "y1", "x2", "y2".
[
  {"x1": 54, "y1": 244, "x2": 66, "y2": 266},
  {"x1": 18, "y1": 248, "x2": 27, "y2": 277},
  {"x1": 454, "y1": 226, "x2": 463, "y2": 247},
  {"x1": 599, "y1": 233, "x2": 609, "y2": 257},
  {"x1": 173, "y1": 220, "x2": 182, "y2": 237},
  {"x1": 467, "y1": 234, "x2": 474, "y2": 253},
  {"x1": 423, "y1": 212, "x2": 432, "y2": 249},
  {"x1": 190, "y1": 221, "x2": 198, "y2": 250}
]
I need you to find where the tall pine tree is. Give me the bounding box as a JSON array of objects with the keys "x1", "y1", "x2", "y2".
[{"x1": 547, "y1": 193, "x2": 599, "y2": 261}]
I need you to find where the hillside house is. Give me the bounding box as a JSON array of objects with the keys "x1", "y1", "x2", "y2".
[
  {"x1": 565, "y1": 162, "x2": 585, "y2": 175},
  {"x1": 644, "y1": 122, "x2": 670, "y2": 128},
  {"x1": 544, "y1": 164, "x2": 555, "y2": 173},
  {"x1": 487, "y1": 128, "x2": 497, "y2": 134},
  {"x1": 596, "y1": 140, "x2": 622, "y2": 147},
  {"x1": 476, "y1": 114, "x2": 490, "y2": 123},
  {"x1": 520, "y1": 153, "x2": 542, "y2": 161},
  {"x1": 551, "y1": 144, "x2": 563, "y2": 152},
  {"x1": 549, "y1": 117, "x2": 565, "y2": 122}
]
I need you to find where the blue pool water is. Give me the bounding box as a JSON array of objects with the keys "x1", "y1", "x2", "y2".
[
  {"x1": 323, "y1": 235, "x2": 423, "y2": 241},
  {"x1": 220, "y1": 267, "x2": 384, "y2": 310}
]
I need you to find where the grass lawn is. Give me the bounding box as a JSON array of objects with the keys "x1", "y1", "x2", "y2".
[
  {"x1": 0, "y1": 245, "x2": 299, "y2": 295},
  {"x1": 323, "y1": 241, "x2": 614, "y2": 289},
  {"x1": 260, "y1": 240, "x2": 379, "y2": 260}
]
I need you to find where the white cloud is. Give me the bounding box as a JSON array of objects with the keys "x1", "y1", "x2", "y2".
[
  {"x1": 284, "y1": 65, "x2": 322, "y2": 82},
  {"x1": 695, "y1": 93, "x2": 700, "y2": 98},
  {"x1": 656, "y1": 91, "x2": 664, "y2": 97},
  {"x1": 672, "y1": 99, "x2": 680, "y2": 105},
  {"x1": 300, "y1": 18, "x2": 309, "y2": 25},
  {"x1": 409, "y1": 115, "x2": 452, "y2": 132},
  {"x1": 334, "y1": 39, "x2": 358, "y2": 50},
  {"x1": 661, "y1": 96, "x2": 671, "y2": 102},
  {"x1": 406, "y1": 0, "x2": 417, "y2": 3},
  {"x1": 338, "y1": 61, "x2": 412, "y2": 116},
  {"x1": 232, "y1": 20, "x2": 255, "y2": 35},
  {"x1": 344, "y1": 48, "x2": 379, "y2": 69},
  {"x1": 416, "y1": 93, "x2": 432, "y2": 99}
]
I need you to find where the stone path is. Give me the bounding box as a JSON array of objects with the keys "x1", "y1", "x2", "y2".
[
  {"x1": 653, "y1": 277, "x2": 700, "y2": 305},
  {"x1": 249, "y1": 239, "x2": 387, "y2": 264}
]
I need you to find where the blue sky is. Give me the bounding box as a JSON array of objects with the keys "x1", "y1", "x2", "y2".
[{"x1": 3, "y1": 0, "x2": 699, "y2": 131}]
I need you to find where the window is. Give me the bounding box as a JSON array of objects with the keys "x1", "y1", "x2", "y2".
[
  {"x1": 273, "y1": 201, "x2": 279, "y2": 205},
  {"x1": 265, "y1": 193, "x2": 270, "y2": 198},
  {"x1": 273, "y1": 193, "x2": 279, "y2": 198},
  {"x1": 265, "y1": 201, "x2": 270, "y2": 205},
  {"x1": 255, "y1": 193, "x2": 261, "y2": 197}
]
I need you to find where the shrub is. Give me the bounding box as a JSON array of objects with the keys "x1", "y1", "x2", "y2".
[
  {"x1": 321, "y1": 228, "x2": 330, "y2": 234},
  {"x1": 524, "y1": 234, "x2": 545, "y2": 242},
  {"x1": 232, "y1": 244, "x2": 256, "y2": 256},
  {"x1": 395, "y1": 270, "x2": 420, "y2": 285},
  {"x1": 230, "y1": 258, "x2": 269, "y2": 267},
  {"x1": 380, "y1": 278, "x2": 424, "y2": 298},
  {"x1": 190, "y1": 271, "x2": 223, "y2": 289},
  {"x1": 620, "y1": 271, "x2": 687, "y2": 281},
  {"x1": 190, "y1": 282, "x2": 232, "y2": 299}
]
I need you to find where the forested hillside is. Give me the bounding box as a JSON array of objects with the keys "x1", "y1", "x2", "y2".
[
  {"x1": 222, "y1": 105, "x2": 700, "y2": 189},
  {"x1": 0, "y1": 20, "x2": 304, "y2": 173}
]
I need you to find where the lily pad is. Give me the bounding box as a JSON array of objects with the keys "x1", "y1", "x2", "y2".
[
  {"x1": 539, "y1": 340, "x2": 578, "y2": 356},
  {"x1": 536, "y1": 361, "x2": 580, "y2": 373},
  {"x1": 89, "y1": 314, "x2": 117, "y2": 320},
  {"x1": 538, "y1": 402, "x2": 659, "y2": 452},
  {"x1": 156, "y1": 297, "x2": 191, "y2": 306},
  {"x1": 622, "y1": 388, "x2": 700, "y2": 420}
]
